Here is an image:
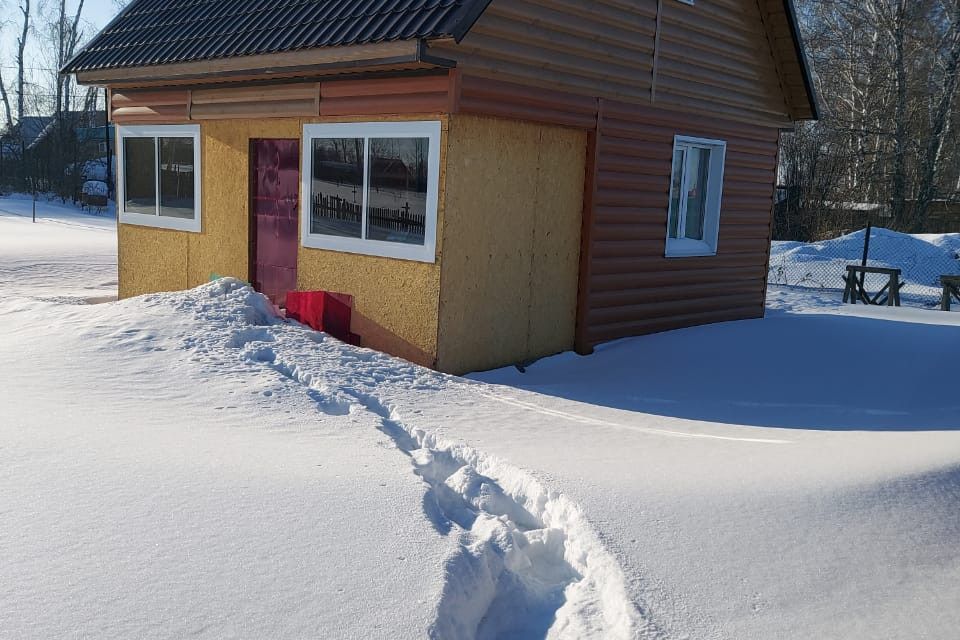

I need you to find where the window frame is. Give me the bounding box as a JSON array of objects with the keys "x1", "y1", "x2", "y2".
[
  {"x1": 116, "y1": 124, "x2": 202, "y2": 233},
  {"x1": 300, "y1": 120, "x2": 441, "y2": 264},
  {"x1": 665, "y1": 135, "x2": 726, "y2": 258}
]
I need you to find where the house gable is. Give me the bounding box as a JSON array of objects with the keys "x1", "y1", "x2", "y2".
[
  {"x1": 429, "y1": 0, "x2": 816, "y2": 126},
  {"x1": 66, "y1": 0, "x2": 815, "y2": 121}
]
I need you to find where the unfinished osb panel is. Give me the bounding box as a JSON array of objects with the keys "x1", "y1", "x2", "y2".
[
  {"x1": 296, "y1": 253, "x2": 442, "y2": 366},
  {"x1": 437, "y1": 115, "x2": 586, "y2": 374},
  {"x1": 118, "y1": 224, "x2": 189, "y2": 298}
]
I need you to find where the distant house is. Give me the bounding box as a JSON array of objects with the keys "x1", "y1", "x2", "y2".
[
  {"x1": 64, "y1": 0, "x2": 817, "y2": 374},
  {"x1": 0, "y1": 116, "x2": 54, "y2": 157}
]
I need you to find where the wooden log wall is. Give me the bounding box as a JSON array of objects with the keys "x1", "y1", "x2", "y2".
[
  {"x1": 429, "y1": 0, "x2": 812, "y2": 126},
  {"x1": 582, "y1": 99, "x2": 779, "y2": 347},
  {"x1": 109, "y1": 75, "x2": 457, "y2": 123}
]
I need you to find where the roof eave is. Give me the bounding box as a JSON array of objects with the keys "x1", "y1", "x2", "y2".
[{"x1": 71, "y1": 40, "x2": 453, "y2": 87}]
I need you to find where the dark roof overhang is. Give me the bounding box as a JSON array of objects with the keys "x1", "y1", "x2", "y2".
[
  {"x1": 62, "y1": 0, "x2": 489, "y2": 77},
  {"x1": 72, "y1": 39, "x2": 455, "y2": 87},
  {"x1": 782, "y1": 0, "x2": 820, "y2": 120}
]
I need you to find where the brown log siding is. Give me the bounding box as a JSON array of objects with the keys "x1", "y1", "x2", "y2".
[
  {"x1": 430, "y1": 0, "x2": 802, "y2": 126},
  {"x1": 584, "y1": 100, "x2": 779, "y2": 348},
  {"x1": 109, "y1": 75, "x2": 457, "y2": 123}
]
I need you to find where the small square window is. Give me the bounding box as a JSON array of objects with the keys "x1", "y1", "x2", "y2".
[
  {"x1": 665, "y1": 136, "x2": 726, "y2": 257},
  {"x1": 117, "y1": 124, "x2": 201, "y2": 233}
]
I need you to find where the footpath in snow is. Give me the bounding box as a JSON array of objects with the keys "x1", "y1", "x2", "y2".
[{"x1": 0, "y1": 198, "x2": 642, "y2": 638}]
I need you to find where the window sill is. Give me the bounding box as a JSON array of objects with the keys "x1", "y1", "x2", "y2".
[
  {"x1": 302, "y1": 234, "x2": 436, "y2": 264},
  {"x1": 665, "y1": 238, "x2": 717, "y2": 258},
  {"x1": 119, "y1": 211, "x2": 201, "y2": 233}
]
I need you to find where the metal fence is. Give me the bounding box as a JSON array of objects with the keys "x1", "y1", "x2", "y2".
[{"x1": 768, "y1": 225, "x2": 960, "y2": 307}]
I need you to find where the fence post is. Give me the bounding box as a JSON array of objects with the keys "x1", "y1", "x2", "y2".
[{"x1": 859, "y1": 222, "x2": 872, "y2": 293}]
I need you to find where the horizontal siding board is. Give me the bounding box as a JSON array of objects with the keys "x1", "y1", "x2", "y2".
[
  {"x1": 586, "y1": 292, "x2": 764, "y2": 325},
  {"x1": 585, "y1": 306, "x2": 763, "y2": 343},
  {"x1": 590, "y1": 265, "x2": 768, "y2": 291},
  {"x1": 591, "y1": 279, "x2": 766, "y2": 309}
]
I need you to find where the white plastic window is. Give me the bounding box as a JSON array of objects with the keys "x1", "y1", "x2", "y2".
[
  {"x1": 301, "y1": 121, "x2": 441, "y2": 263},
  {"x1": 666, "y1": 135, "x2": 726, "y2": 257},
  {"x1": 116, "y1": 124, "x2": 201, "y2": 233}
]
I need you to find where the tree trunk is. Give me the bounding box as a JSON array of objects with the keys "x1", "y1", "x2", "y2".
[
  {"x1": 16, "y1": 0, "x2": 30, "y2": 127},
  {"x1": 889, "y1": 0, "x2": 909, "y2": 227},
  {"x1": 0, "y1": 73, "x2": 13, "y2": 130},
  {"x1": 913, "y1": 10, "x2": 960, "y2": 230}
]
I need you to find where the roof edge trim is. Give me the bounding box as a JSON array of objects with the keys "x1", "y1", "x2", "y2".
[
  {"x1": 451, "y1": 0, "x2": 495, "y2": 42},
  {"x1": 782, "y1": 0, "x2": 820, "y2": 120}
]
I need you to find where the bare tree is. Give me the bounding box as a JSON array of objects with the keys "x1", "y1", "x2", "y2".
[
  {"x1": 0, "y1": 75, "x2": 12, "y2": 131},
  {"x1": 778, "y1": 0, "x2": 960, "y2": 239},
  {"x1": 0, "y1": 3, "x2": 13, "y2": 130},
  {"x1": 913, "y1": 0, "x2": 960, "y2": 229},
  {"x1": 16, "y1": 0, "x2": 31, "y2": 126}
]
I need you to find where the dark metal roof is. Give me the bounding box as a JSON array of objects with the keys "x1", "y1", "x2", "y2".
[{"x1": 63, "y1": 0, "x2": 492, "y2": 73}]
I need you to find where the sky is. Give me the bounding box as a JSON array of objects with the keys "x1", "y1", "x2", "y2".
[{"x1": 0, "y1": 0, "x2": 118, "y2": 118}]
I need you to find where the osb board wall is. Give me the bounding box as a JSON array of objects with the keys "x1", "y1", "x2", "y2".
[
  {"x1": 118, "y1": 224, "x2": 189, "y2": 297},
  {"x1": 296, "y1": 252, "x2": 443, "y2": 367},
  {"x1": 297, "y1": 115, "x2": 448, "y2": 368},
  {"x1": 118, "y1": 113, "x2": 449, "y2": 369},
  {"x1": 117, "y1": 119, "x2": 298, "y2": 298},
  {"x1": 436, "y1": 114, "x2": 586, "y2": 374}
]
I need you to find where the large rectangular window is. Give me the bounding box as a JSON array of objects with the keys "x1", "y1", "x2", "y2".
[
  {"x1": 117, "y1": 124, "x2": 201, "y2": 233},
  {"x1": 666, "y1": 136, "x2": 726, "y2": 257},
  {"x1": 302, "y1": 121, "x2": 440, "y2": 263}
]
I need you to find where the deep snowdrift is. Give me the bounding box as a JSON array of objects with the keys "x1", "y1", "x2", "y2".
[{"x1": 769, "y1": 228, "x2": 960, "y2": 298}]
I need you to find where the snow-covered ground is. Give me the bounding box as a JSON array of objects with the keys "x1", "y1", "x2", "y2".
[
  {"x1": 0, "y1": 193, "x2": 116, "y2": 302},
  {"x1": 2, "y1": 196, "x2": 959, "y2": 639},
  {"x1": 769, "y1": 227, "x2": 960, "y2": 304}
]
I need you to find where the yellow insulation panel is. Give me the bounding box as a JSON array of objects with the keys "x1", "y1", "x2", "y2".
[
  {"x1": 296, "y1": 253, "x2": 442, "y2": 367},
  {"x1": 437, "y1": 115, "x2": 586, "y2": 374},
  {"x1": 117, "y1": 111, "x2": 585, "y2": 375},
  {"x1": 117, "y1": 223, "x2": 190, "y2": 298}
]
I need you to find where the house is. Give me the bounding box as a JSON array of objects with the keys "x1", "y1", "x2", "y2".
[{"x1": 63, "y1": 0, "x2": 817, "y2": 374}]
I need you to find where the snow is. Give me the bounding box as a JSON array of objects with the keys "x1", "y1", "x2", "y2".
[
  {"x1": 769, "y1": 227, "x2": 960, "y2": 300},
  {"x1": 2, "y1": 195, "x2": 959, "y2": 639},
  {"x1": 82, "y1": 179, "x2": 109, "y2": 197},
  {"x1": 0, "y1": 194, "x2": 116, "y2": 301}
]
